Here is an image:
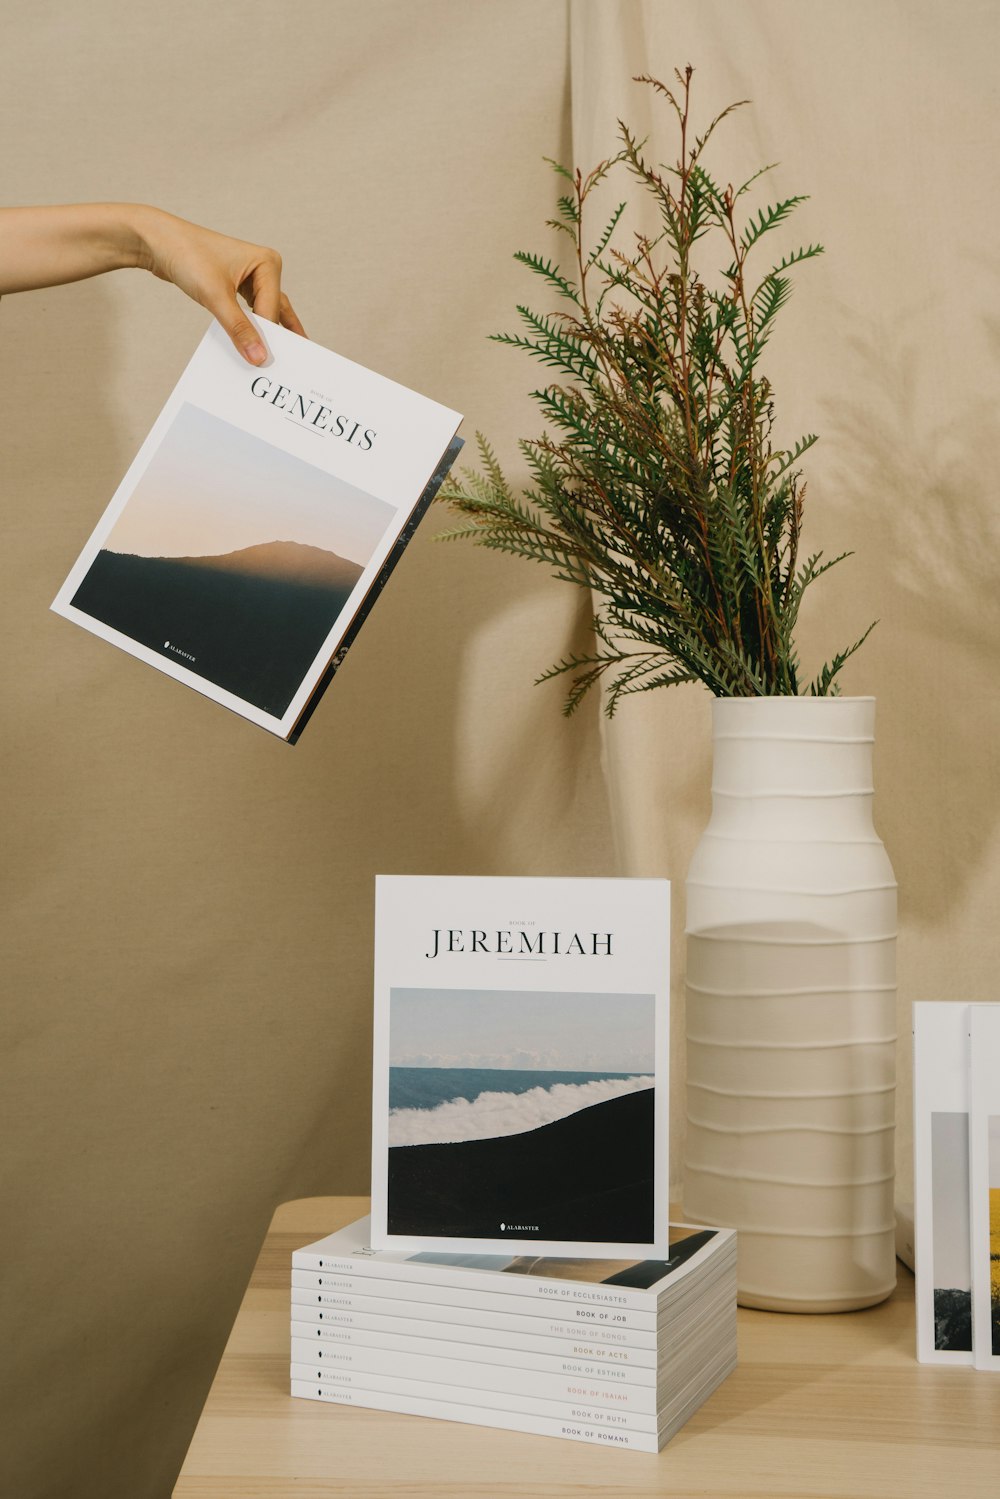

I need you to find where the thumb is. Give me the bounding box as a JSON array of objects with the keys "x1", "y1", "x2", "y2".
[{"x1": 209, "y1": 289, "x2": 269, "y2": 366}]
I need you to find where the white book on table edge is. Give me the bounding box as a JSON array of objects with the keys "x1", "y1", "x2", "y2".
[
  {"x1": 913, "y1": 1002, "x2": 974, "y2": 1365},
  {"x1": 969, "y1": 1004, "x2": 1000, "y2": 1370}
]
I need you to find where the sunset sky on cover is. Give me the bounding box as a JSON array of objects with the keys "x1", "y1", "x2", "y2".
[{"x1": 104, "y1": 403, "x2": 393, "y2": 564}]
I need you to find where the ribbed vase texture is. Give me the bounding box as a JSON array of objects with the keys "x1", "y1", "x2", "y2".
[{"x1": 682, "y1": 697, "x2": 896, "y2": 1312}]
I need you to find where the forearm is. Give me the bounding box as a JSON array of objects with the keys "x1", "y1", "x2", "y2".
[
  {"x1": 0, "y1": 203, "x2": 166, "y2": 294},
  {"x1": 0, "y1": 201, "x2": 304, "y2": 364}
]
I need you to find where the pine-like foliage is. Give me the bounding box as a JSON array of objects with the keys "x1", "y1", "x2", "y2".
[{"x1": 437, "y1": 68, "x2": 875, "y2": 713}]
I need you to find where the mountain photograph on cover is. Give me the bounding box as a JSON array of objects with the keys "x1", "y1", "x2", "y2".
[
  {"x1": 386, "y1": 987, "x2": 655, "y2": 1243},
  {"x1": 931, "y1": 1110, "x2": 973, "y2": 1351},
  {"x1": 71, "y1": 402, "x2": 394, "y2": 716}
]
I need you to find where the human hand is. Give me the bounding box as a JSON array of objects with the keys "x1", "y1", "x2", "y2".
[{"x1": 132, "y1": 207, "x2": 306, "y2": 365}]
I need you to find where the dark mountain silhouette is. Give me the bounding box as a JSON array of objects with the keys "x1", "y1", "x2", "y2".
[
  {"x1": 71, "y1": 540, "x2": 364, "y2": 716},
  {"x1": 933, "y1": 1287, "x2": 972, "y2": 1351},
  {"x1": 387, "y1": 1087, "x2": 654, "y2": 1243},
  {"x1": 176, "y1": 539, "x2": 365, "y2": 590}
]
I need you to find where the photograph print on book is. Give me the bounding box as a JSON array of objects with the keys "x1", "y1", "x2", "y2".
[
  {"x1": 386, "y1": 985, "x2": 657, "y2": 1245},
  {"x1": 69, "y1": 402, "x2": 395, "y2": 719}
]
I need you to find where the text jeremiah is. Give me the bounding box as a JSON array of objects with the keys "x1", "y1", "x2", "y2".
[{"x1": 424, "y1": 929, "x2": 613, "y2": 958}]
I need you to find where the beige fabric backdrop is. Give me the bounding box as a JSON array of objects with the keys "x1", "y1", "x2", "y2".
[{"x1": 0, "y1": 3, "x2": 996, "y2": 1495}]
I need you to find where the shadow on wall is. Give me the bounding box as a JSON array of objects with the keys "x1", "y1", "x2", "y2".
[{"x1": 819, "y1": 309, "x2": 1000, "y2": 927}]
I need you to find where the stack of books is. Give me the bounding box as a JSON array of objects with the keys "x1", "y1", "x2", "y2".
[{"x1": 289, "y1": 1215, "x2": 737, "y2": 1452}]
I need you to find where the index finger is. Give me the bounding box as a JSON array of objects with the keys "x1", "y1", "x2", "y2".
[
  {"x1": 246, "y1": 254, "x2": 282, "y2": 323},
  {"x1": 278, "y1": 292, "x2": 307, "y2": 339}
]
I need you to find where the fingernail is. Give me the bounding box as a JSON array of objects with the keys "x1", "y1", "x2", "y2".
[{"x1": 244, "y1": 341, "x2": 268, "y2": 365}]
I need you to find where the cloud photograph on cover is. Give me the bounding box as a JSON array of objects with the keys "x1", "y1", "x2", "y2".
[
  {"x1": 931, "y1": 1110, "x2": 973, "y2": 1351},
  {"x1": 71, "y1": 402, "x2": 394, "y2": 716},
  {"x1": 386, "y1": 987, "x2": 655, "y2": 1243}
]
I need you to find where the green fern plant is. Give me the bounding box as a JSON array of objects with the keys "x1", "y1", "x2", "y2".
[{"x1": 437, "y1": 67, "x2": 874, "y2": 714}]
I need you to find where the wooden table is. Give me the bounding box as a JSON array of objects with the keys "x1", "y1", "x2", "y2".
[{"x1": 174, "y1": 1196, "x2": 1000, "y2": 1497}]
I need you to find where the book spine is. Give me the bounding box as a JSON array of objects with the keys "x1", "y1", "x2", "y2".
[
  {"x1": 291, "y1": 1303, "x2": 658, "y2": 1369},
  {"x1": 292, "y1": 1318, "x2": 657, "y2": 1384},
  {"x1": 289, "y1": 1377, "x2": 660, "y2": 1452},
  {"x1": 289, "y1": 1340, "x2": 659, "y2": 1414},
  {"x1": 289, "y1": 1285, "x2": 658, "y2": 1349},
  {"x1": 290, "y1": 1266, "x2": 657, "y2": 1330},
  {"x1": 292, "y1": 1251, "x2": 658, "y2": 1312}
]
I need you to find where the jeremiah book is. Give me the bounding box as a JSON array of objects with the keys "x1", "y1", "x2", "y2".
[
  {"x1": 51, "y1": 319, "x2": 462, "y2": 740},
  {"x1": 370, "y1": 875, "x2": 671, "y2": 1257}
]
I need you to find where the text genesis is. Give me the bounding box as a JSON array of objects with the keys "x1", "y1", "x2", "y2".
[{"x1": 250, "y1": 375, "x2": 376, "y2": 450}]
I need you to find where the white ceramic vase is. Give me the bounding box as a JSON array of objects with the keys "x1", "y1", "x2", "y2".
[{"x1": 682, "y1": 696, "x2": 897, "y2": 1312}]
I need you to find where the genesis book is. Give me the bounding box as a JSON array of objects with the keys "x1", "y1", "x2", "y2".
[
  {"x1": 51, "y1": 319, "x2": 462, "y2": 740},
  {"x1": 371, "y1": 874, "x2": 671, "y2": 1258}
]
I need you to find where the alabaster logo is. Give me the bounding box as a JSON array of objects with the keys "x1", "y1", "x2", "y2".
[
  {"x1": 500, "y1": 1221, "x2": 539, "y2": 1233},
  {"x1": 425, "y1": 928, "x2": 613, "y2": 958},
  {"x1": 163, "y1": 640, "x2": 195, "y2": 663},
  {"x1": 249, "y1": 374, "x2": 376, "y2": 450}
]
